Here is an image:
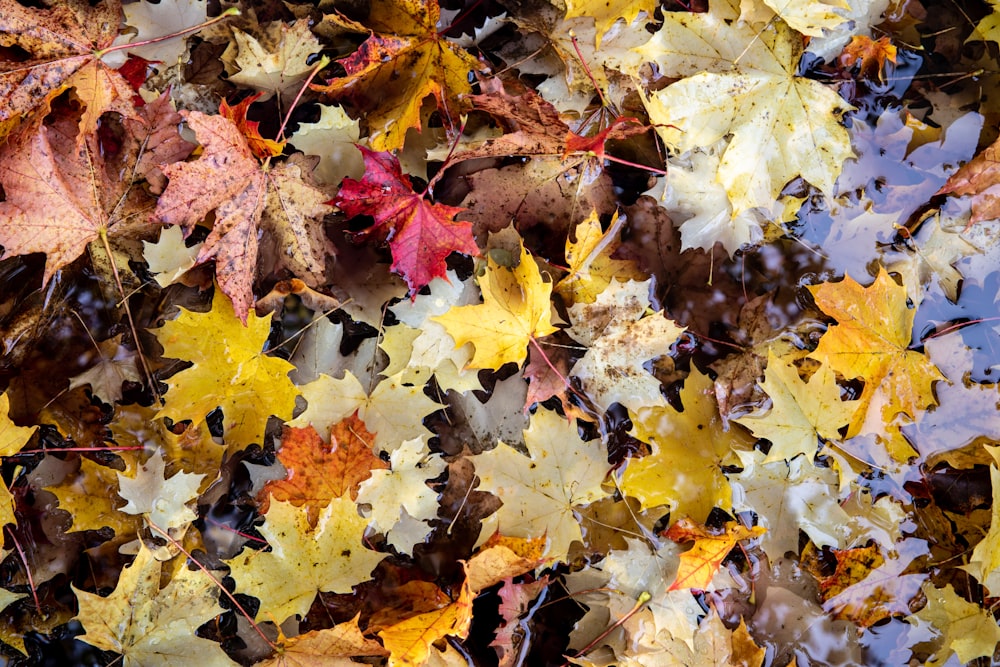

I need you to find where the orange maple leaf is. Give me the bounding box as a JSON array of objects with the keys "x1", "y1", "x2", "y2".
[
  {"x1": 153, "y1": 103, "x2": 333, "y2": 322},
  {"x1": 839, "y1": 35, "x2": 898, "y2": 82},
  {"x1": 260, "y1": 417, "x2": 387, "y2": 522},
  {"x1": 0, "y1": 0, "x2": 135, "y2": 141},
  {"x1": 666, "y1": 518, "x2": 765, "y2": 591}
]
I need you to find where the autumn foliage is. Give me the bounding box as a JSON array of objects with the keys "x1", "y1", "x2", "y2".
[{"x1": 1, "y1": 0, "x2": 1000, "y2": 665}]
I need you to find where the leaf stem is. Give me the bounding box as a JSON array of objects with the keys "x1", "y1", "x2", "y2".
[
  {"x1": 564, "y1": 591, "x2": 651, "y2": 664},
  {"x1": 277, "y1": 55, "x2": 332, "y2": 142}
]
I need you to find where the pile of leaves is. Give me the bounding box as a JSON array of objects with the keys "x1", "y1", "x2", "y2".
[{"x1": 1, "y1": 0, "x2": 1000, "y2": 664}]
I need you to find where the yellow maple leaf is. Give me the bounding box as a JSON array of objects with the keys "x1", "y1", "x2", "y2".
[
  {"x1": 808, "y1": 268, "x2": 944, "y2": 432},
  {"x1": 154, "y1": 289, "x2": 299, "y2": 449},
  {"x1": 311, "y1": 0, "x2": 483, "y2": 151},
  {"x1": 734, "y1": 349, "x2": 861, "y2": 462},
  {"x1": 378, "y1": 572, "x2": 473, "y2": 667},
  {"x1": 47, "y1": 456, "x2": 143, "y2": 537},
  {"x1": 473, "y1": 408, "x2": 612, "y2": 561},
  {"x1": 636, "y1": 0, "x2": 853, "y2": 216},
  {"x1": 620, "y1": 369, "x2": 754, "y2": 522},
  {"x1": 564, "y1": 0, "x2": 658, "y2": 47},
  {"x1": 555, "y1": 210, "x2": 646, "y2": 305},
  {"x1": 432, "y1": 239, "x2": 558, "y2": 370},
  {"x1": 73, "y1": 543, "x2": 235, "y2": 667},
  {"x1": 226, "y1": 498, "x2": 386, "y2": 624},
  {"x1": 908, "y1": 581, "x2": 1000, "y2": 667}
]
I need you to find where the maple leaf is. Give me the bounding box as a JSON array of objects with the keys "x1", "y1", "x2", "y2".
[
  {"x1": 333, "y1": 147, "x2": 479, "y2": 296},
  {"x1": 564, "y1": 0, "x2": 657, "y2": 47},
  {"x1": 907, "y1": 582, "x2": 1000, "y2": 667},
  {"x1": 739, "y1": 0, "x2": 850, "y2": 37},
  {"x1": 68, "y1": 335, "x2": 142, "y2": 405},
  {"x1": 839, "y1": 35, "x2": 898, "y2": 82},
  {"x1": 620, "y1": 369, "x2": 754, "y2": 522},
  {"x1": 108, "y1": 0, "x2": 207, "y2": 67},
  {"x1": 73, "y1": 543, "x2": 235, "y2": 667},
  {"x1": 154, "y1": 289, "x2": 299, "y2": 449},
  {"x1": 381, "y1": 270, "x2": 483, "y2": 392},
  {"x1": 0, "y1": 393, "x2": 37, "y2": 459},
  {"x1": 143, "y1": 225, "x2": 203, "y2": 288},
  {"x1": 153, "y1": 107, "x2": 333, "y2": 322},
  {"x1": 356, "y1": 437, "x2": 445, "y2": 534},
  {"x1": 0, "y1": 112, "x2": 152, "y2": 286},
  {"x1": 636, "y1": 0, "x2": 853, "y2": 216},
  {"x1": 734, "y1": 350, "x2": 860, "y2": 462},
  {"x1": 378, "y1": 572, "x2": 473, "y2": 667},
  {"x1": 566, "y1": 279, "x2": 685, "y2": 413},
  {"x1": 257, "y1": 615, "x2": 388, "y2": 667},
  {"x1": 290, "y1": 371, "x2": 441, "y2": 453},
  {"x1": 472, "y1": 408, "x2": 612, "y2": 561},
  {"x1": 221, "y1": 19, "x2": 322, "y2": 101},
  {"x1": 432, "y1": 238, "x2": 558, "y2": 370},
  {"x1": 809, "y1": 268, "x2": 944, "y2": 432},
  {"x1": 665, "y1": 518, "x2": 766, "y2": 591},
  {"x1": 0, "y1": 392, "x2": 37, "y2": 530},
  {"x1": 490, "y1": 576, "x2": 550, "y2": 666},
  {"x1": 311, "y1": 0, "x2": 484, "y2": 151},
  {"x1": 261, "y1": 420, "x2": 386, "y2": 521},
  {"x1": 288, "y1": 103, "x2": 363, "y2": 186},
  {"x1": 226, "y1": 498, "x2": 386, "y2": 624},
  {"x1": 730, "y1": 450, "x2": 859, "y2": 555},
  {"x1": 555, "y1": 210, "x2": 645, "y2": 305},
  {"x1": 819, "y1": 538, "x2": 926, "y2": 627},
  {"x1": 110, "y1": 404, "x2": 225, "y2": 480},
  {"x1": 0, "y1": 0, "x2": 135, "y2": 141},
  {"x1": 116, "y1": 450, "x2": 204, "y2": 531},
  {"x1": 48, "y1": 455, "x2": 143, "y2": 536}
]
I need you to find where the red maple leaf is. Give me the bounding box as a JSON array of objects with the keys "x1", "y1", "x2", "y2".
[{"x1": 333, "y1": 147, "x2": 479, "y2": 295}]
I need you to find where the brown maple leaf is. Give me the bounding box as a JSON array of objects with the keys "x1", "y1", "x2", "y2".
[
  {"x1": 0, "y1": 0, "x2": 135, "y2": 141},
  {"x1": 0, "y1": 112, "x2": 153, "y2": 285},
  {"x1": 153, "y1": 105, "x2": 334, "y2": 322},
  {"x1": 935, "y1": 132, "x2": 1000, "y2": 226}
]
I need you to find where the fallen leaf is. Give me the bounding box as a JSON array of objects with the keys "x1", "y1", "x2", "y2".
[
  {"x1": 907, "y1": 581, "x2": 1000, "y2": 667},
  {"x1": 621, "y1": 369, "x2": 754, "y2": 521},
  {"x1": 809, "y1": 268, "x2": 944, "y2": 434},
  {"x1": 0, "y1": 112, "x2": 152, "y2": 286},
  {"x1": 734, "y1": 350, "x2": 860, "y2": 462},
  {"x1": 73, "y1": 543, "x2": 235, "y2": 667},
  {"x1": 226, "y1": 498, "x2": 387, "y2": 624},
  {"x1": 636, "y1": 0, "x2": 853, "y2": 216},
  {"x1": 260, "y1": 419, "x2": 386, "y2": 521},
  {"x1": 0, "y1": 0, "x2": 135, "y2": 141},
  {"x1": 222, "y1": 19, "x2": 321, "y2": 101},
  {"x1": 378, "y1": 572, "x2": 473, "y2": 667},
  {"x1": 311, "y1": 0, "x2": 483, "y2": 150},
  {"x1": 117, "y1": 449, "x2": 204, "y2": 531},
  {"x1": 665, "y1": 518, "x2": 766, "y2": 591},
  {"x1": 432, "y1": 238, "x2": 558, "y2": 370},
  {"x1": 472, "y1": 408, "x2": 612, "y2": 561},
  {"x1": 334, "y1": 147, "x2": 479, "y2": 296},
  {"x1": 566, "y1": 278, "x2": 685, "y2": 412},
  {"x1": 839, "y1": 35, "x2": 898, "y2": 81},
  {"x1": 153, "y1": 107, "x2": 333, "y2": 322},
  {"x1": 154, "y1": 288, "x2": 300, "y2": 449}
]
